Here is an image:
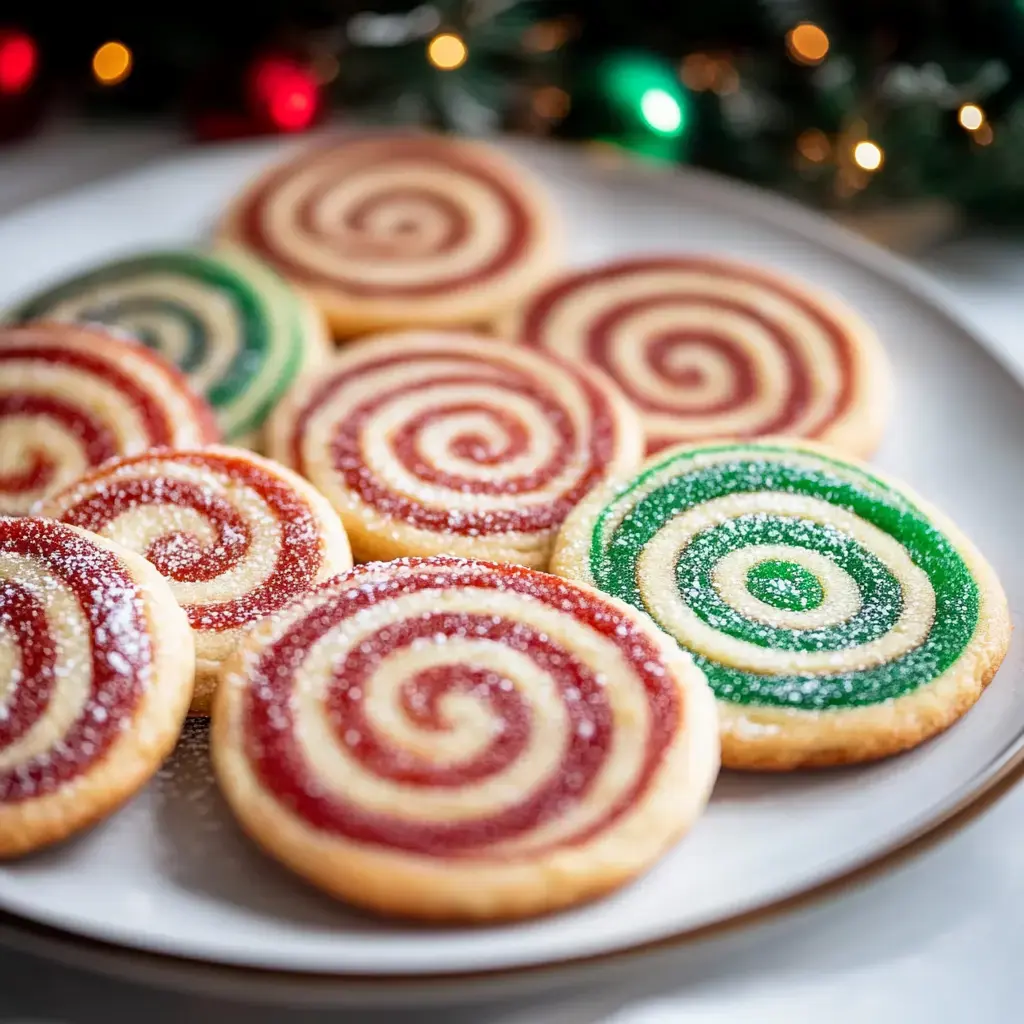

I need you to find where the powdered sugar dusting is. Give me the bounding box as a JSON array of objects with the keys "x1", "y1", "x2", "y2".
[
  {"x1": 0, "y1": 516, "x2": 154, "y2": 802},
  {"x1": 47, "y1": 450, "x2": 335, "y2": 634}
]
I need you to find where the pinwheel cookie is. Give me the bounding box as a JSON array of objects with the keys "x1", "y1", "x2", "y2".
[
  {"x1": 41, "y1": 447, "x2": 352, "y2": 714},
  {"x1": 0, "y1": 323, "x2": 219, "y2": 515},
  {"x1": 553, "y1": 440, "x2": 1011, "y2": 770},
  {"x1": 8, "y1": 247, "x2": 328, "y2": 445},
  {"x1": 0, "y1": 516, "x2": 194, "y2": 856},
  {"x1": 267, "y1": 331, "x2": 643, "y2": 568},
  {"x1": 218, "y1": 133, "x2": 561, "y2": 335},
  {"x1": 498, "y1": 256, "x2": 889, "y2": 456},
  {"x1": 212, "y1": 556, "x2": 719, "y2": 921}
]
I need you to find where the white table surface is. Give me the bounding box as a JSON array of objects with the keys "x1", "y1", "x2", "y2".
[{"x1": 1, "y1": 122, "x2": 1023, "y2": 1024}]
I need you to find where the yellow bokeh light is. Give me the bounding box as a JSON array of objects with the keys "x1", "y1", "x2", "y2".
[
  {"x1": 92, "y1": 41, "x2": 132, "y2": 86},
  {"x1": 958, "y1": 103, "x2": 985, "y2": 131},
  {"x1": 974, "y1": 123, "x2": 994, "y2": 146},
  {"x1": 853, "y1": 140, "x2": 883, "y2": 171},
  {"x1": 428, "y1": 33, "x2": 468, "y2": 71},
  {"x1": 787, "y1": 23, "x2": 830, "y2": 65}
]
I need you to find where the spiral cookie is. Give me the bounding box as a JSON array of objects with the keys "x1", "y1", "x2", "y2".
[
  {"x1": 0, "y1": 323, "x2": 219, "y2": 516},
  {"x1": 498, "y1": 256, "x2": 889, "y2": 456},
  {"x1": 40, "y1": 447, "x2": 353, "y2": 715},
  {"x1": 553, "y1": 441, "x2": 1011, "y2": 770},
  {"x1": 218, "y1": 133, "x2": 561, "y2": 335},
  {"x1": 212, "y1": 556, "x2": 718, "y2": 920},
  {"x1": 267, "y1": 331, "x2": 643, "y2": 567},
  {"x1": 8, "y1": 247, "x2": 328, "y2": 444},
  {"x1": 0, "y1": 516, "x2": 194, "y2": 856}
]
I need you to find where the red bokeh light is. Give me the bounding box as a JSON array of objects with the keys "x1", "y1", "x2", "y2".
[
  {"x1": 0, "y1": 30, "x2": 37, "y2": 96},
  {"x1": 251, "y1": 57, "x2": 319, "y2": 132}
]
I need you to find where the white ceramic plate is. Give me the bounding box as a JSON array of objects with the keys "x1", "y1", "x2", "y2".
[{"x1": 0, "y1": 138, "x2": 1021, "y2": 986}]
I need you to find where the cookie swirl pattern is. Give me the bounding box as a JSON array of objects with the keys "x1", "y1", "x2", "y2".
[
  {"x1": 41, "y1": 447, "x2": 352, "y2": 715},
  {"x1": 218, "y1": 134, "x2": 560, "y2": 333},
  {"x1": 0, "y1": 324, "x2": 219, "y2": 515},
  {"x1": 500, "y1": 257, "x2": 888, "y2": 456},
  {"x1": 267, "y1": 332, "x2": 643, "y2": 567},
  {"x1": 212, "y1": 556, "x2": 719, "y2": 920},
  {"x1": 0, "y1": 516, "x2": 193, "y2": 856},
  {"x1": 552, "y1": 441, "x2": 1011, "y2": 769},
  {"x1": 9, "y1": 248, "x2": 327, "y2": 442}
]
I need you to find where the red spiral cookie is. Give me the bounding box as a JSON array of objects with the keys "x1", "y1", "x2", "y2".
[
  {"x1": 217, "y1": 133, "x2": 561, "y2": 336},
  {"x1": 498, "y1": 256, "x2": 889, "y2": 456},
  {"x1": 0, "y1": 323, "x2": 219, "y2": 515},
  {"x1": 40, "y1": 447, "x2": 353, "y2": 715},
  {"x1": 0, "y1": 516, "x2": 194, "y2": 856},
  {"x1": 266, "y1": 331, "x2": 644, "y2": 568},
  {"x1": 212, "y1": 557, "x2": 719, "y2": 921}
]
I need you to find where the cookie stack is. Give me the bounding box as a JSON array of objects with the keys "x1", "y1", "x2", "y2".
[{"x1": 0, "y1": 132, "x2": 1010, "y2": 923}]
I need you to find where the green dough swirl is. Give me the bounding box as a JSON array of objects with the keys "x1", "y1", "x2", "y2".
[
  {"x1": 581, "y1": 443, "x2": 980, "y2": 710},
  {"x1": 9, "y1": 247, "x2": 320, "y2": 440}
]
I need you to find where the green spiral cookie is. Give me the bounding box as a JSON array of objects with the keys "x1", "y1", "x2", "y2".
[
  {"x1": 8, "y1": 247, "x2": 326, "y2": 442},
  {"x1": 552, "y1": 441, "x2": 1011, "y2": 769}
]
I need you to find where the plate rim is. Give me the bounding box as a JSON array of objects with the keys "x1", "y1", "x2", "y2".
[{"x1": 0, "y1": 132, "x2": 1022, "y2": 993}]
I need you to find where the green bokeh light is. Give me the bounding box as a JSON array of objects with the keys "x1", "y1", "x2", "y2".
[{"x1": 600, "y1": 52, "x2": 692, "y2": 140}]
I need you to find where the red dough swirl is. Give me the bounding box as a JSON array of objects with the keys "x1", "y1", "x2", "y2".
[
  {"x1": 41, "y1": 447, "x2": 353, "y2": 715},
  {"x1": 267, "y1": 331, "x2": 643, "y2": 567},
  {"x1": 212, "y1": 556, "x2": 719, "y2": 920},
  {"x1": 0, "y1": 324, "x2": 219, "y2": 515},
  {"x1": 0, "y1": 516, "x2": 193, "y2": 856},
  {"x1": 499, "y1": 256, "x2": 889, "y2": 456},
  {"x1": 218, "y1": 134, "x2": 560, "y2": 334}
]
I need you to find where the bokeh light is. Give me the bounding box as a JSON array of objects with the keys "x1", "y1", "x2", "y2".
[
  {"x1": 958, "y1": 103, "x2": 985, "y2": 131},
  {"x1": 853, "y1": 140, "x2": 883, "y2": 171},
  {"x1": 640, "y1": 88, "x2": 683, "y2": 135},
  {"x1": 428, "y1": 33, "x2": 468, "y2": 71},
  {"x1": 0, "y1": 31, "x2": 37, "y2": 95},
  {"x1": 92, "y1": 41, "x2": 132, "y2": 86},
  {"x1": 796, "y1": 128, "x2": 831, "y2": 163},
  {"x1": 787, "y1": 24, "x2": 830, "y2": 66}
]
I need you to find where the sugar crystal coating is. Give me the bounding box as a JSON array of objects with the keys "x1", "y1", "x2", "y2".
[
  {"x1": 0, "y1": 323, "x2": 218, "y2": 515},
  {"x1": 570, "y1": 442, "x2": 982, "y2": 710},
  {"x1": 222, "y1": 556, "x2": 688, "y2": 857},
  {"x1": 0, "y1": 516, "x2": 153, "y2": 801}
]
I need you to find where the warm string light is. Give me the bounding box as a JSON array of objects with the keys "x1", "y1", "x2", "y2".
[
  {"x1": 531, "y1": 85, "x2": 570, "y2": 121},
  {"x1": 428, "y1": 32, "x2": 468, "y2": 71},
  {"x1": 0, "y1": 30, "x2": 37, "y2": 95},
  {"x1": 522, "y1": 19, "x2": 572, "y2": 54},
  {"x1": 680, "y1": 53, "x2": 738, "y2": 94},
  {"x1": 787, "y1": 23, "x2": 829, "y2": 66},
  {"x1": 796, "y1": 128, "x2": 831, "y2": 163},
  {"x1": 92, "y1": 41, "x2": 132, "y2": 86},
  {"x1": 958, "y1": 103, "x2": 985, "y2": 131},
  {"x1": 852, "y1": 140, "x2": 883, "y2": 171}
]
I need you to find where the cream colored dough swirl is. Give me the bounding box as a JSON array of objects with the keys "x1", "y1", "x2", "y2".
[
  {"x1": 552, "y1": 441, "x2": 1011, "y2": 769},
  {"x1": 0, "y1": 323, "x2": 218, "y2": 515},
  {"x1": 8, "y1": 247, "x2": 326, "y2": 441},
  {"x1": 218, "y1": 134, "x2": 561, "y2": 332},
  {"x1": 266, "y1": 331, "x2": 643, "y2": 567},
  {"x1": 212, "y1": 556, "x2": 719, "y2": 920},
  {"x1": 500, "y1": 256, "x2": 888, "y2": 456},
  {"x1": 0, "y1": 516, "x2": 193, "y2": 856},
  {"x1": 40, "y1": 447, "x2": 352, "y2": 716}
]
